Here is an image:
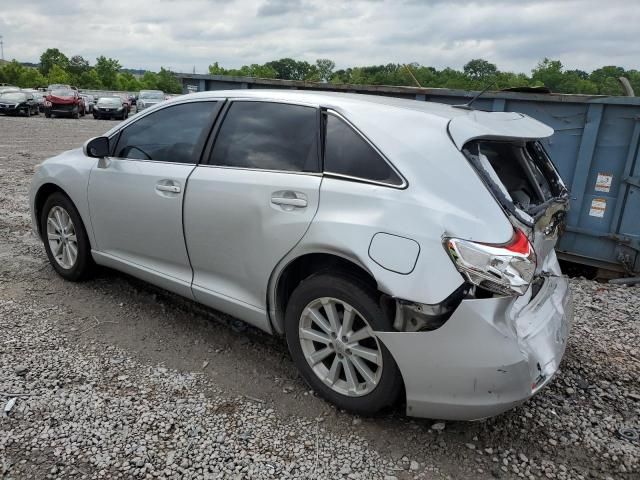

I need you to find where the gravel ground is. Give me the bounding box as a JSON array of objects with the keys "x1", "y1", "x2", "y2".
[{"x1": 0, "y1": 115, "x2": 638, "y2": 479}]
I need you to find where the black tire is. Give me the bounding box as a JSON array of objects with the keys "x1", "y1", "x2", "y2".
[
  {"x1": 45, "y1": 112, "x2": 51, "y2": 118},
  {"x1": 73, "y1": 108, "x2": 80, "y2": 119},
  {"x1": 40, "y1": 192, "x2": 94, "y2": 281},
  {"x1": 285, "y1": 273, "x2": 402, "y2": 416}
]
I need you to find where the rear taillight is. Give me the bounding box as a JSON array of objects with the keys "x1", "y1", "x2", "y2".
[{"x1": 444, "y1": 229, "x2": 536, "y2": 296}]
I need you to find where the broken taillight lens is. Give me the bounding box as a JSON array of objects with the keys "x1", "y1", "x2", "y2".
[{"x1": 444, "y1": 229, "x2": 536, "y2": 296}]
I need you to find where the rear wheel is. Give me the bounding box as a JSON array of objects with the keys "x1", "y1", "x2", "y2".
[
  {"x1": 285, "y1": 273, "x2": 402, "y2": 415},
  {"x1": 40, "y1": 192, "x2": 94, "y2": 281}
]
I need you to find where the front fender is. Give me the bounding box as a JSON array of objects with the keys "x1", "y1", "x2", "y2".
[{"x1": 30, "y1": 149, "x2": 97, "y2": 247}]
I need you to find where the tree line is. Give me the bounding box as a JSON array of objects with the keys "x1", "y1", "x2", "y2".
[
  {"x1": 0, "y1": 48, "x2": 182, "y2": 93},
  {"x1": 210, "y1": 57, "x2": 640, "y2": 96},
  {"x1": 2, "y1": 49, "x2": 638, "y2": 96}
]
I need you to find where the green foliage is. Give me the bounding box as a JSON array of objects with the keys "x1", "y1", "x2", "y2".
[
  {"x1": 19, "y1": 67, "x2": 47, "y2": 88},
  {"x1": 316, "y1": 59, "x2": 335, "y2": 82},
  {"x1": 4, "y1": 49, "x2": 639, "y2": 97},
  {"x1": 463, "y1": 59, "x2": 498, "y2": 82},
  {"x1": 39, "y1": 48, "x2": 69, "y2": 76},
  {"x1": 156, "y1": 67, "x2": 182, "y2": 94},
  {"x1": 95, "y1": 56, "x2": 122, "y2": 90},
  {"x1": 78, "y1": 69, "x2": 102, "y2": 89},
  {"x1": 117, "y1": 72, "x2": 141, "y2": 92},
  {"x1": 47, "y1": 64, "x2": 71, "y2": 85}
]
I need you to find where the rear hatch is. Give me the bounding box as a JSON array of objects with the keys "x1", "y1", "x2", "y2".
[{"x1": 448, "y1": 111, "x2": 569, "y2": 276}]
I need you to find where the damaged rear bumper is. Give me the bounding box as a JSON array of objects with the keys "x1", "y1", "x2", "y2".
[{"x1": 375, "y1": 275, "x2": 572, "y2": 420}]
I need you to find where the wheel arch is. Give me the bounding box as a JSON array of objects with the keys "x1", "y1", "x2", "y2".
[
  {"x1": 34, "y1": 183, "x2": 92, "y2": 248},
  {"x1": 269, "y1": 251, "x2": 381, "y2": 335}
]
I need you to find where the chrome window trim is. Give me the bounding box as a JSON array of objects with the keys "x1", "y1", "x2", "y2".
[
  {"x1": 195, "y1": 164, "x2": 323, "y2": 176},
  {"x1": 323, "y1": 109, "x2": 408, "y2": 190}
]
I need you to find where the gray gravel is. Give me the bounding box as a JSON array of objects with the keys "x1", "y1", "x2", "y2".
[{"x1": 0, "y1": 115, "x2": 639, "y2": 479}]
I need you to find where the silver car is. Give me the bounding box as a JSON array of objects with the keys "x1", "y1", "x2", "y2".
[
  {"x1": 29, "y1": 90, "x2": 572, "y2": 420},
  {"x1": 136, "y1": 90, "x2": 165, "y2": 111}
]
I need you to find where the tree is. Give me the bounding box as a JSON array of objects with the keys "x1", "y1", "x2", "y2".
[
  {"x1": 47, "y1": 64, "x2": 71, "y2": 85},
  {"x1": 140, "y1": 71, "x2": 159, "y2": 89},
  {"x1": 531, "y1": 58, "x2": 565, "y2": 91},
  {"x1": 117, "y1": 72, "x2": 141, "y2": 92},
  {"x1": 463, "y1": 59, "x2": 498, "y2": 82},
  {"x1": 208, "y1": 62, "x2": 227, "y2": 75},
  {"x1": 265, "y1": 58, "x2": 316, "y2": 80},
  {"x1": 18, "y1": 67, "x2": 47, "y2": 88},
  {"x1": 156, "y1": 67, "x2": 182, "y2": 94},
  {"x1": 316, "y1": 59, "x2": 335, "y2": 82},
  {"x1": 78, "y1": 69, "x2": 102, "y2": 89},
  {"x1": 95, "y1": 56, "x2": 121, "y2": 90},
  {"x1": 68, "y1": 55, "x2": 90, "y2": 77},
  {"x1": 1, "y1": 60, "x2": 25, "y2": 85},
  {"x1": 39, "y1": 48, "x2": 70, "y2": 76}
]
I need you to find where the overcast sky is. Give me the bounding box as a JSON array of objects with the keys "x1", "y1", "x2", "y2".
[{"x1": 1, "y1": 0, "x2": 638, "y2": 74}]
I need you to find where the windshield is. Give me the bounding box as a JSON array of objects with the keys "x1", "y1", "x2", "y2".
[
  {"x1": 51, "y1": 89, "x2": 75, "y2": 97},
  {"x1": 97, "y1": 97, "x2": 122, "y2": 106},
  {"x1": 0, "y1": 92, "x2": 27, "y2": 101},
  {"x1": 139, "y1": 91, "x2": 164, "y2": 100}
]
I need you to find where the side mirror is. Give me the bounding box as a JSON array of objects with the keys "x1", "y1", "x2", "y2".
[{"x1": 83, "y1": 136, "x2": 110, "y2": 158}]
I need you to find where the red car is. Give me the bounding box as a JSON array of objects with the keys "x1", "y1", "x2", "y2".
[
  {"x1": 119, "y1": 94, "x2": 132, "y2": 113},
  {"x1": 44, "y1": 88, "x2": 85, "y2": 119}
]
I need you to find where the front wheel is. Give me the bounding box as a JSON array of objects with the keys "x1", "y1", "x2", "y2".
[
  {"x1": 285, "y1": 273, "x2": 402, "y2": 416},
  {"x1": 40, "y1": 192, "x2": 94, "y2": 281}
]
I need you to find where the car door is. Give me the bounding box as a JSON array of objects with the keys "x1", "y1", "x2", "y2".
[
  {"x1": 88, "y1": 100, "x2": 221, "y2": 298},
  {"x1": 183, "y1": 100, "x2": 322, "y2": 330}
]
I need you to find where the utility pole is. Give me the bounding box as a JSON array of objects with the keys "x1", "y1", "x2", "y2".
[{"x1": 0, "y1": 36, "x2": 4, "y2": 61}]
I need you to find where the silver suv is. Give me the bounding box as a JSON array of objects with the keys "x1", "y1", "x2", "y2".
[{"x1": 30, "y1": 91, "x2": 572, "y2": 420}]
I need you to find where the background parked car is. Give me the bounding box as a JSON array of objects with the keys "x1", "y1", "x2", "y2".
[
  {"x1": 0, "y1": 91, "x2": 39, "y2": 116},
  {"x1": 44, "y1": 88, "x2": 85, "y2": 119},
  {"x1": 0, "y1": 85, "x2": 20, "y2": 94},
  {"x1": 80, "y1": 94, "x2": 95, "y2": 114},
  {"x1": 136, "y1": 90, "x2": 165, "y2": 111},
  {"x1": 93, "y1": 96, "x2": 128, "y2": 120},
  {"x1": 22, "y1": 89, "x2": 47, "y2": 112},
  {"x1": 118, "y1": 94, "x2": 132, "y2": 113}
]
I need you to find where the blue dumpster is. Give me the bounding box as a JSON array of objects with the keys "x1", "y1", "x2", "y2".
[
  {"x1": 178, "y1": 73, "x2": 640, "y2": 273},
  {"x1": 418, "y1": 91, "x2": 640, "y2": 274}
]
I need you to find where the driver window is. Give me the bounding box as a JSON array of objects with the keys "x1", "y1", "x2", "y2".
[{"x1": 114, "y1": 102, "x2": 217, "y2": 164}]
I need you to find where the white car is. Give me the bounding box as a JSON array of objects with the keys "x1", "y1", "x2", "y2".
[{"x1": 30, "y1": 90, "x2": 572, "y2": 420}]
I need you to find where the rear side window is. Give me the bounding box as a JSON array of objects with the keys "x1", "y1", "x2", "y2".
[
  {"x1": 114, "y1": 102, "x2": 217, "y2": 164},
  {"x1": 324, "y1": 114, "x2": 403, "y2": 186},
  {"x1": 210, "y1": 101, "x2": 319, "y2": 172}
]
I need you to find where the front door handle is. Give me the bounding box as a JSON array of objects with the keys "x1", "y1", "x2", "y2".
[{"x1": 155, "y1": 184, "x2": 181, "y2": 193}]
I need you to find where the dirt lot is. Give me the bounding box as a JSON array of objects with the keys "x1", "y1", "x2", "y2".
[{"x1": 0, "y1": 115, "x2": 638, "y2": 479}]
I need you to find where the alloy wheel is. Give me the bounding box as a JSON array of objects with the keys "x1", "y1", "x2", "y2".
[
  {"x1": 299, "y1": 297, "x2": 383, "y2": 397},
  {"x1": 46, "y1": 206, "x2": 78, "y2": 269}
]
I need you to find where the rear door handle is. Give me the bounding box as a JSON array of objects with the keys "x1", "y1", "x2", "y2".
[
  {"x1": 155, "y1": 184, "x2": 181, "y2": 193},
  {"x1": 271, "y1": 197, "x2": 307, "y2": 207},
  {"x1": 271, "y1": 191, "x2": 308, "y2": 209}
]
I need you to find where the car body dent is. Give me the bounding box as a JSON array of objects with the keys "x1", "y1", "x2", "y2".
[{"x1": 375, "y1": 271, "x2": 572, "y2": 420}]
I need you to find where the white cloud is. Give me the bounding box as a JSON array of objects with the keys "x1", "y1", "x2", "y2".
[{"x1": 0, "y1": 0, "x2": 638, "y2": 74}]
